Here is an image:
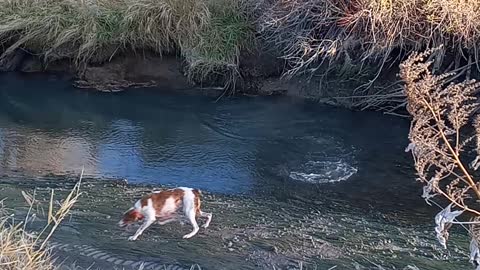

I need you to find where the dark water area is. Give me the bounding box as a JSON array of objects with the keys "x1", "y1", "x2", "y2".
[{"x1": 0, "y1": 73, "x2": 469, "y2": 269}]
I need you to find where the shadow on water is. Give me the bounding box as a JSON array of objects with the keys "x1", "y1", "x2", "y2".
[{"x1": 0, "y1": 73, "x2": 472, "y2": 269}]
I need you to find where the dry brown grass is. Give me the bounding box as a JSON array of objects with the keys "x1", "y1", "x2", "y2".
[
  {"x1": 424, "y1": 0, "x2": 480, "y2": 49},
  {"x1": 258, "y1": 0, "x2": 348, "y2": 77},
  {"x1": 0, "y1": 0, "x2": 211, "y2": 72},
  {"x1": 0, "y1": 170, "x2": 82, "y2": 270},
  {"x1": 258, "y1": 0, "x2": 480, "y2": 99},
  {"x1": 401, "y1": 48, "x2": 480, "y2": 263},
  {"x1": 340, "y1": 0, "x2": 427, "y2": 58},
  {"x1": 0, "y1": 214, "x2": 57, "y2": 269},
  {"x1": 123, "y1": 0, "x2": 210, "y2": 52}
]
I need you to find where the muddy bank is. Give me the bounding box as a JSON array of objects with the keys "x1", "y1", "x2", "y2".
[
  {"x1": 0, "y1": 174, "x2": 472, "y2": 270},
  {"x1": 0, "y1": 51, "x2": 192, "y2": 92},
  {"x1": 0, "y1": 49, "x2": 285, "y2": 95},
  {"x1": 0, "y1": 48, "x2": 380, "y2": 103}
]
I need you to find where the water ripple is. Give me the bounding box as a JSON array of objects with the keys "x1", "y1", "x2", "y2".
[{"x1": 289, "y1": 160, "x2": 358, "y2": 184}]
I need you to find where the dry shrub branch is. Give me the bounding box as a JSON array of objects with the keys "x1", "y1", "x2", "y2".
[
  {"x1": 259, "y1": 0, "x2": 480, "y2": 75},
  {"x1": 401, "y1": 48, "x2": 480, "y2": 267}
]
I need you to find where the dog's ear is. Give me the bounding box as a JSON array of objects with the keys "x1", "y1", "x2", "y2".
[{"x1": 133, "y1": 211, "x2": 144, "y2": 220}]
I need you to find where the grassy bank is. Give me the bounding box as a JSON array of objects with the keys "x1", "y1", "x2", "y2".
[
  {"x1": 0, "y1": 0, "x2": 251, "y2": 84},
  {"x1": 0, "y1": 0, "x2": 479, "y2": 101}
]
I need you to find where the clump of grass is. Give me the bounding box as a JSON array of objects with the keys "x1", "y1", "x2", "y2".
[
  {"x1": 424, "y1": 0, "x2": 480, "y2": 49},
  {"x1": 0, "y1": 0, "x2": 210, "y2": 64},
  {"x1": 0, "y1": 170, "x2": 82, "y2": 270},
  {"x1": 0, "y1": 213, "x2": 57, "y2": 269},
  {"x1": 0, "y1": 0, "x2": 120, "y2": 64},
  {"x1": 183, "y1": 0, "x2": 253, "y2": 91},
  {"x1": 339, "y1": 0, "x2": 428, "y2": 58},
  {"x1": 123, "y1": 0, "x2": 210, "y2": 52}
]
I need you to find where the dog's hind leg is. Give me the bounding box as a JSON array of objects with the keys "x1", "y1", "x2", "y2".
[
  {"x1": 182, "y1": 208, "x2": 199, "y2": 239},
  {"x1": 181, "y1": 190, "x2": 199, "y2": 239},
  {"x1": 199, "y1": 211, "x2": 212, "y2": 228},
  {"x1": 192, "y1": 189, "x2": 212, "y2": 229}
]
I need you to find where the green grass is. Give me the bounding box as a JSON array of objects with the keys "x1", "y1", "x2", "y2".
[{"x1": 184, "y1": 0, "x2": 252, "y2": 88}]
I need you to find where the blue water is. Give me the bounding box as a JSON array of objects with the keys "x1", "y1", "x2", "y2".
[{"x1": 0, "y1": 73, "x2": 416, "y2": 208}]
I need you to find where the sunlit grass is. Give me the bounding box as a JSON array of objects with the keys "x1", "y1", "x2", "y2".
[
  {"x1": 260, "y1": 0, "x2": 480, "y2": 75},
  {"x1": 0, "y1": 0, "x2": 249, "y2": 88}
]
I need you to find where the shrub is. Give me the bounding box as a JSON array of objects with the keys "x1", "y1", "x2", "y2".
[
  {"x1": 401, "y1": 48, "x2": 480, "y2": 266},
  {"x1": 258, "y1": 0, "x2": 480, "y2": 78}
]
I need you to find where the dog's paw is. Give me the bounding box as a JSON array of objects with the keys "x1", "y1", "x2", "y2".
[
  {"x1": 128, "y1": 236, "x2": 137, "y2": 241},
  {"x1": 201, "y1": 224, "x2": 209, "y2": 229},
  {"x1": 182, "y1": 234, "x2": 192, "y2": 239}
]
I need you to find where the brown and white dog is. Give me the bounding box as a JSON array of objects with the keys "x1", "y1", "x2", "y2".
[{"x1": 118, "y1": 187, "x2": 212, "y2": 241}]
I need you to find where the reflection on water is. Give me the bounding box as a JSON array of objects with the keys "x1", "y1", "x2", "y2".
[
  {"x1": 0, "y1": 73, "x2": 423, "y2": 215},
  {"x1": 0, "y1": 128, "x2": 96, "y2": 175}
]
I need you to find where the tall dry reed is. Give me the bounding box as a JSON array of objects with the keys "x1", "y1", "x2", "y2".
[{"x1": 0, "y1": 169, "x2": 83, "y2": 270}]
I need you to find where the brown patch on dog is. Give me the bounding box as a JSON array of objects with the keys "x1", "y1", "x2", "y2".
[
  {"x1": 192, "y1": 189, "x2": 202, "y2": 215},
  {"x1": 139, "y1": 189, "x2": 185, "y2": 216}
]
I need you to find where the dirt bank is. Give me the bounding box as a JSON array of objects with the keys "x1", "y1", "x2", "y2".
[{"x1": 0, "y1": 49, "x2": 288, "y2": 96}]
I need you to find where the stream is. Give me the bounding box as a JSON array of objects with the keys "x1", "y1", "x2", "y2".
[{"x1": 0, "y1": 73, "x2": 473, "y2": 269}]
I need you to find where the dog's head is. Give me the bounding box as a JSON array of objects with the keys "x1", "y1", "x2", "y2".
[{"x1": 118, "y1": 208, "x2": 144, "y2": 227}]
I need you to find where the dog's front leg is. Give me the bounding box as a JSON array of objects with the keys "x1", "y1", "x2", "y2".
[{"x1": 128, "y1": 217, "x2": 155, "y2": 241}]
